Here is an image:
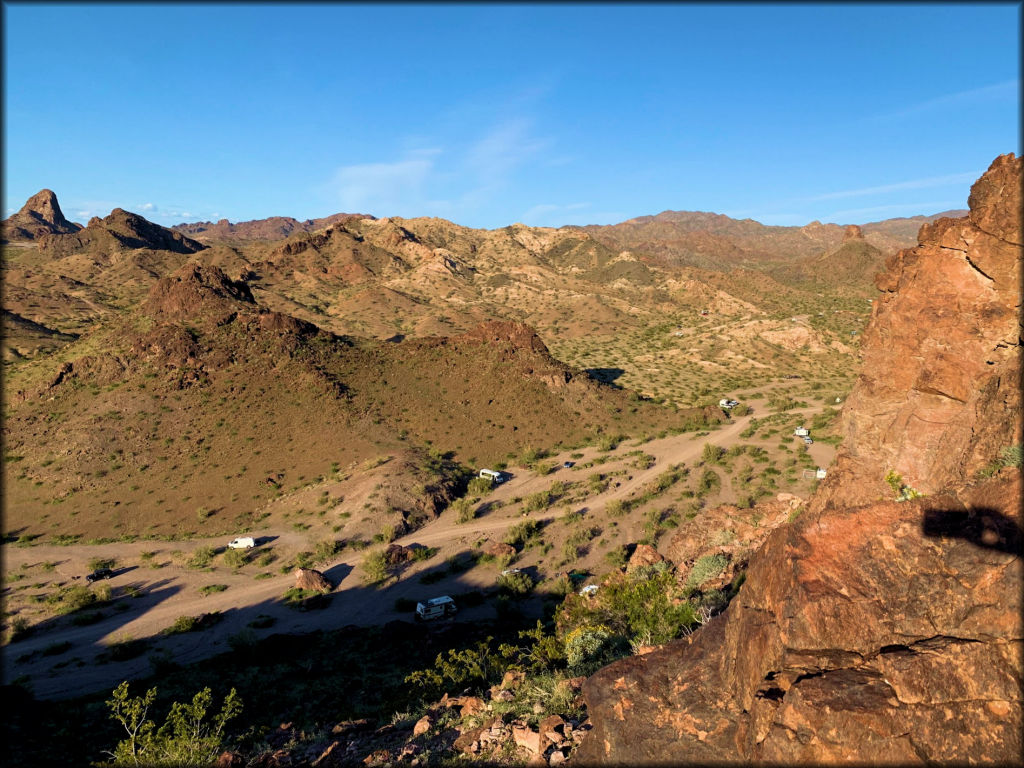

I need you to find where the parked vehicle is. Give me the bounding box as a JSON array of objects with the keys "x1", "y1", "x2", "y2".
[
  {"x1": 478, "y1": 469, "x2": 507, "y2": 484},
  {"x1": 415, "y1": 595, "x2": 457, "y2": 621},
  {"x1": 86, "y1": 567, "x2": 114, "y2": 583},
  {"x1": 562, "y1": 461, "x2": 575, "y2": 469},
  {"x1": 227, "y1": 537, "x2": 256, "y2": 549},
  {"x1": 719, "y1": 398, "x2": 740, "y2": 409}
]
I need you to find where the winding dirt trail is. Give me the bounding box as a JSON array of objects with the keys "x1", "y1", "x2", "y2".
[{"x1": 3, "y1": 407, "x2": 833, "y2": 700}]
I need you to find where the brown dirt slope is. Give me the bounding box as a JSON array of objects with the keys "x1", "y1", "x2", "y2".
[
  {"x1": 2, "y1": 263, "x2": 699, "y2": 541},
  {"x1": 577, "y1": 154, "x2": 1023, "y2": 764}
]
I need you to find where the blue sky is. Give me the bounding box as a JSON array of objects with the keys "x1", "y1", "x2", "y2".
[{"x1": 3, "y1": 3, "x2": 1020, "y2": 229}]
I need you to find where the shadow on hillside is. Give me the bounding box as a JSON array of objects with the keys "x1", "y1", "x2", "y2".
[
  {"x1": 921, "y1": 506, "x2": 1022, "y2": 554},
  {"x1": 585, "y1": 368, "x2": 625, "y2": 386}
]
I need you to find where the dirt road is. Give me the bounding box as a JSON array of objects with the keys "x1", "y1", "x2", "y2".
[{"x1": 3, "y1": 406, "x2": 833, "y2": 700}]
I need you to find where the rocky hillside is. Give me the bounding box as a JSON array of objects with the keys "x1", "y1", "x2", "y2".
[
  {"x1": 580, "y1": 208, "x2": 964, "y2": 275},
  {"x1": 3, "y1": 262, "x2": 695, "y2": 540},
  {"x1": 172, "y1": 212, "x2": 370, "y2": 243},
  {"x1": 577, "y1": 154, "x2": 1022, "y2": 764},
  {"x1": 38, "y1": 207, "x2": 206, "y2": 257},
  {"x1": 1, "y1": 189, "x2": 82, "y2": 242}
]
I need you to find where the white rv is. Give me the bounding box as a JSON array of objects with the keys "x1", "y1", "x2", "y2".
[
  {"x1": 227, "y1": 537, "x2": 256, "y2": 549},
  {"x1": 416, "y1": 596, "x2": 457, "y2": 621},
  {"x1": 478, "y1": 469, "x2": 506, "y2": 484}
]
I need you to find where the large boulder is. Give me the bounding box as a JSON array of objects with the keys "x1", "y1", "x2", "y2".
[{"x1": 294, "y1": 568, "x2": 332, "y2": 594}]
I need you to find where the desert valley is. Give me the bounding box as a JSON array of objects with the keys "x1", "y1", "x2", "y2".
[{"x1": 2, "y1": 149, "x2": 1020, "y2": 766}]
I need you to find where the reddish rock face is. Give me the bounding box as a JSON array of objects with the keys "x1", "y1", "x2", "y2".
[
  {"x1": 577, "y1": 155, "x2": 1023, "y2": 765},
  {"x1": 819, "y1": 153, "x2": 1022, "y2": 508},
  {"x1": 2, "y1": 189, "x2": 83, "y2": 241}
]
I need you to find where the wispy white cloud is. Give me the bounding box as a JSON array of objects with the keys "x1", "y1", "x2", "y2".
[
  {"x1": 324, "y1": 118, "x2": 552, "y2": 222},
  {"x1": 868, "y1": 79, "x2": 1019, "y2": 122},
  {"x1": 802, "y1": 171, "x2": 980, "y2": 203},
  {"x1": 139, "y1": 202, "x2": 157, "y2": 212}
]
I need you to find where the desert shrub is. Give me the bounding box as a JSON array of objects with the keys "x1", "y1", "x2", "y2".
[
  {"x1": 522, "y1": 488, "x2": 554, "y2": 513},
  {"x1": 187, "y1": 547, "x2": 215, "y2": 569},
  {"x1": 1001, "y1": 445, "x2": 1023, "y2": 468},
  {"x1": 605, "y1": 499, "x2": 627, "y2": 517},
  {"x1": 451, "y1": 497, "x2": 475, "y2": 524},
  {"x1": 605, "y1": 545, "x2": 630, "y2": 569},
  {"x1": 313, "y1": 538, "x2": 341, "y2": 564},
  {"x1": 504, "y1": 519, "x2": 542, "y2": 550},
  {"x1": 697, "y1": 469, "x2": 721, "y2": 494},
  {"x1": 411, "y1": 546, "x2": 438, "y2": 562},
  {"x1": 199, "y1": 584, "x2": 228, "y2": 597},
  {"x1": 162, "y1": 615, "x2": 198, "y2": 635},
  {"x1": 405, "y1": 637, "x2": 506, "y2": 700},
  {"x1": 557, "y1": 565, "x2": 696, "y2": 647},
  {"x1": 884, "y1": 470, "x2": 922, "y2": 501},
  {"x1": 701, "y1": 443, "x2": 724, "y2": 465},
  {"x1": 684, "y1": 554, "x2": 729, "y2": 591},
  {"x1": 419, "y1": 570, "x2": 446, "y2": 585},
  {"x1": 361, "y1": 550, "x2": 388, "y2": 586},
  {"x1": 633, "y1": 453, "x2": 656, "y2": 470},
  {"x1": 563, "y1": 626, "x2": 627, "y2": 675},
  {"x1": 221, "y1": 548, "x2": 248, "y2": 569},
  {"x1": 88, "y1": 557, "x2": 117, "y2": 572},
  {"x1": 467, "y1": 476, "x2": 493, "y2": 497},
  {"x1": 47, "y1": 585, "x2": 100, "y2": 615},
  {"x1": 7, "y1": 616, "x2": 30, "y2": 642},
  {"x1": 497, "y1": 570, "x2": 535, "y2": 599},
  {"x1": 103, "y1": 681, "x2": 242, "y2": 767},
  {"x1": 375, "y1": 524, "x2": 399, "y2": 544},
  {"x1": 596, "y1": 434, "x2": 623, "y2": 452}
]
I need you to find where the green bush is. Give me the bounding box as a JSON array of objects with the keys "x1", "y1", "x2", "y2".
[
  {"x1": 684, "y1": 554, "x2": 728, "y2": 591},
  {"x1": 103, "y1": 682, "x2": 242, "y2": 767},
  {"x1": 467, "y1": 476, "x2": 493, "y2": 496},
  {"x1": 701, "y1": 444, "x2": 724, "y2": 465},
  {"x1": 187, "y1": 547, "x2": 215, "y2": 569},
  {"x1": 451, "y1": 497, "x2": 475, "y2": 524},
  {"x1": 47, "y1": 585, "x2": 100, "y2": 615},
  {"x1": 497, "y1": 570, "x2": 535, "y2": 599},
  {"x1": 362, "y1": 549, "x2": 388, "y2": 586},
  {"x1": 88, "y1": 557, "x2": 117, "y2": 572},
  {"x1": 221, "y1": 548, "x2": 248, "y2": 569},
  {"x1": 504, "y1": 519, "x2": 541, "y2": 550}
]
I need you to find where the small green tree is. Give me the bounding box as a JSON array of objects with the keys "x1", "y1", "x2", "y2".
[{"x1": 103, "y1": 681, "x2": 242, "y2": 766}]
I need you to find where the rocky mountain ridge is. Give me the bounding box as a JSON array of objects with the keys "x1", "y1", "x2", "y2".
[
  {"x1": 1, "y1": 189, "x2": 82, "y2": 241},
  {"x1": 577, "y1": 154, "x2": 1022, "y2": 763}
]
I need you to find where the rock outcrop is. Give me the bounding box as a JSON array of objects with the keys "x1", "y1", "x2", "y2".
[
  {"x1": 38, "y1": 207, "x2": 206, "y2": 256},
  {"x1": 2, "y1": 189, "x2": 82, "y2": 241},
  {"x1": 577, "y1": 154, "x2": 1023, "y2": 764}
]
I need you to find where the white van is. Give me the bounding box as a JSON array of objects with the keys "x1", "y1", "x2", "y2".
[
  {"x1": 415, "y1": 595, "x2": 457, "y2": 621},
  {"x1": 478, "y1": 469, "x2": 506, "y2": 484},
  {"x1": 227, "y1": 537, "x2": 256, "y2": 549}
]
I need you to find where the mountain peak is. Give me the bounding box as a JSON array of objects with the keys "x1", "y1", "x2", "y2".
[{"x1": 2, "y1": 188, "x2": 82, "y2": 242}]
